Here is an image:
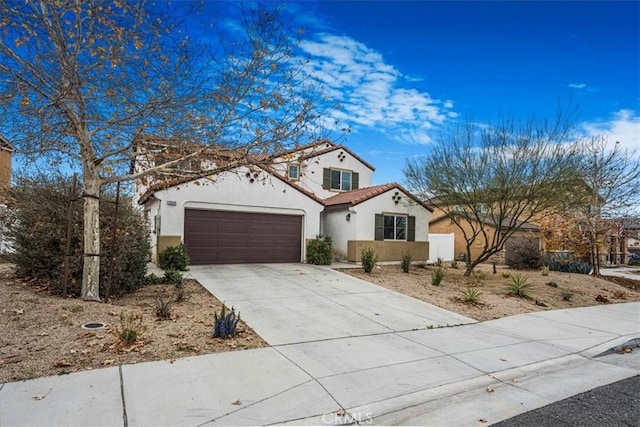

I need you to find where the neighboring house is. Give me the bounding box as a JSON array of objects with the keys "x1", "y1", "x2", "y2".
[
  {"x1": 135, "y1": 139, "x2": 432, "y2": 264},
  {"x1": 428, "y1": 204, "x2": 541, "y2": 265},
  {"x1": 0, "y1": 135, "x2": 15, "y2": 254},
  {"x1": 0, "y1": 134, "x2": 14, "y2": 199},
  {"x1": 621, "y1": 219, "x2": 640, "y2": 260}
]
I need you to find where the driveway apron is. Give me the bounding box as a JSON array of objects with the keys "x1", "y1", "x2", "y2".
[{"x1": 188, "y1": 263, "x2": 476, "y2": 346}]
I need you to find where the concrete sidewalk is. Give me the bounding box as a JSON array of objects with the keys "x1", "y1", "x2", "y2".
[{"x1": 2, "y1": 302, "x2": 638, "y2": 426}]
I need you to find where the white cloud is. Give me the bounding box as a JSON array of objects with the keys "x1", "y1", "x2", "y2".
[
  {"x1": 569, "y1": 83, "x2": 587, "y2": 89},
  {"x1": 298, "y1": 34, "x2": 455, "y2": 144},
  {"x1": 580, "y1": 109, "x2": 640, "y2": 156}
]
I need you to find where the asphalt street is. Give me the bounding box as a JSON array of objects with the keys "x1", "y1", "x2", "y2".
[{"x1": 495, "y1": 375, "x2": 639, "y2": 426}]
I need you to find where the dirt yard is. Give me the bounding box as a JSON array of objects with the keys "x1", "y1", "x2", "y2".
[
  {"x1": 3, "y1": 261, "x2": 639, "y2": 383},
  {"x1": 0, "y1": 264, "x2": 266, "y2": 383},
  {"x1": 341, "y1": 263, "x2": 640, "y2": 322}
]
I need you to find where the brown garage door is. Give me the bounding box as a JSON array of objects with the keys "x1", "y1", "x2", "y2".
[{"x1": 184, "y1": 209, "x2": 302, "y2": 265}]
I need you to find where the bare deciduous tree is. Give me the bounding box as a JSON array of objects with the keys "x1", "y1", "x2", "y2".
[
  {"x1": 405, "y1": 114, "x2": 581, "y2": 276},
  {"x1": 0, "y1": 1, "x2": 324, "y2": 300},
  {"x1": 575, "y1": 137, "x2": 640, "y2": 275}
]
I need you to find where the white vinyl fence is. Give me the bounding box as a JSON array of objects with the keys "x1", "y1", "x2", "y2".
[{"x1": 428, "y1": 233, "x2": 455, "y2": 263}]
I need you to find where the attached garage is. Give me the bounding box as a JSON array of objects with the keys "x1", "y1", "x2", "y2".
[{"x1": 184, "y1": 209, "x2": 303, "y2": 265}]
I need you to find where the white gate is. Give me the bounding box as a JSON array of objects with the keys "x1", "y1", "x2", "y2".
[{"x1": 428, "y1": 233, "x2": 454, "y2": 263}]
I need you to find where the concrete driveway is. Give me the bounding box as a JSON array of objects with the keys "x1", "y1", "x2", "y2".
[{"x1": 188, "y1": 263, "x2": 475, "y2": 345}]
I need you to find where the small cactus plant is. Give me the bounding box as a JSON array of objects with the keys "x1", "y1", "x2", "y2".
[{"x1": 213, "y1": 305, "x2": 240, "y2": 339}]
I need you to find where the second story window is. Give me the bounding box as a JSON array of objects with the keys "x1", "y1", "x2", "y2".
[
  {"x1": 331, "y1": 169, "x2": 351, "y2": 191},
  {"x1": 288, "y1": 164, "x2": 299, "y2": 180},
  {"x1": 323, "y1": 168, "x2": 358, "y2": 191}
]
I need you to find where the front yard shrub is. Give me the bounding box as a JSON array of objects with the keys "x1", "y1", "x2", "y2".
[
  {"x1": 163, "y1": 269, "x2": 183, "y2": 285},
  {"x1": 401, "y1": 251, "x2": 412, "y2": 273},
  {"x1": 117, "y1": 312, "x2": 144, "y2": 345},
  {"x1": 6, "y1": 173, "x2": 150, "y2": 297},
  {"x1": 508, "y1": 240, "x2": 542, "y2": 270},
  {"x1": 158, "y1": 243, "x2": 189, "y2": 271},
  {"x1": 155, "y1": 295, "x2": 174, "y2": 320},
  {"x1": 460, "y1": 287, "x2": 482, "y2": 304},
  {"x1": 506, "y1": 273, "x2": 531, "y2": 298},
  {"x1": 213, "y1": 305, "x2": 240, "y2": 339},
  {"x1": 431, "y1": 267, "x2": 446, "y2": 286},
  {"x1": 306, "y1": 235, "x2": 333, "y2": 265},
  {"x1": 361, "y1": 247, "x2": 378, "y2": 273},
  {"x1": 548, "y1": 260, "x2": 592, "y2": 275}
]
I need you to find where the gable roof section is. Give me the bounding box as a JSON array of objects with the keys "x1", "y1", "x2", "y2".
[
  {"x1": 296, "y1": 144, "x2": 376, "y2": 172},
  {"x1": 0, "y1": 135, "x2": 15, "y2": 152},
  {"x1": 273, "y1": 138, "x2": 336, "y2": 158},
  {"x1": 325, "y1": 182, "x2": 433, "y2": 212},
  {"x1": 138, "y1": 163, "x2": 325, "y2": 206}
]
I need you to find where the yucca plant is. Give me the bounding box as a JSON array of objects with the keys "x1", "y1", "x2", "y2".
[
  {"x1": 155, "y1": 295, "x2": 174, "y2": 320},
  {"x1": 460, "y1": 287, "x2": 482, "y2": 304},
  {"x1": 213, "y1": 305, "x2": 240, "y2": 339},
  {"x1": 507, "y1": 273, "x2": 531, "y2": 298},
  {"x1": 450, "y1": 259, "x2": 459, "y2": 269},
  {"x1": 431, "y1": 267, "x2": 446, "y2": 286},
  {"x1": 435, "y1": 257, "x2": 444, "y2": 267}
]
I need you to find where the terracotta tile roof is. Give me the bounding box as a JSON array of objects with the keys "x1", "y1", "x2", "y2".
[
  {"x1": 138, "y1": 163, "x2": 325, "y2": 206},
  {"x1": 324, "y1": 182, "x2": 433, "y2": 212},
  {"x1": 297, "y1": 144, "x2": 376, "y2": 172},
  {"x1": 273, "y1": 138, "x2": 335, "y2": 157}
]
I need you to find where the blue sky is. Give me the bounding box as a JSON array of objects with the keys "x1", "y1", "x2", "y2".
[{"x1": 222, "y1": 0, "x2": 639, "y2": 185}]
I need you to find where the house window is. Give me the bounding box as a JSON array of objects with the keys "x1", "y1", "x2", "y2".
[
  {"x1": 375, "y1": 214, "x2": 415, "y2": 241},
  {"x1": 331, "y1": 169, "x2": 352, "y2": 191},
  {"x1": 287, "y1": 164, "x2": 299, "y2": 180},
  {"x1": 383, "y1": 215, "x2": 407, "y2": 240},
  {"x1": 323, "y1": 168, "x2": 359, "y2": 191}
]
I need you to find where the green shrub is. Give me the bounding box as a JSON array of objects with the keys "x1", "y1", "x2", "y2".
[
  {"x1": 501, "y1": 271, "x2": 511, "y2": 278},
  {"x1": 435, "y1": 257, "x2": 444, "y2": 267},
  {"x1": 431, "y1": 267, "x2": 446, "y2": 286},
  {"x1": 548, "y1": 260, "x2": 592, "y2": 275},
  {"x1": 541, "y1": 266, "x2": 550, "y2": 276},
  {"x1": 158, "y1": 243, "x2": 189, "y2": 271},
  {"x1": 306, "y1": 236, "x2": 333, "y2": 265},
  {"x1": 401, "y1": 251, "x2": 412, "y2": 273},
  {"x1": 117, "y1": 312, "x2": 144, "y2": 345},
  {"x1": 506, "y1": 273, "x2": 531, "y2": 298},
  {"x1": 450, "y1": 259, "x2": 459, "y2": 269},
  {"x1": 6, "y1": 173, "x2": 150, "y2": 298},
  {"x1": 213, "y1": 305, "x2": 240, "y2": 339},
  {"x1": 163, "y1": 269, "x2": 183, "y2": 285},
  {"x1": 144, "y1": 273, "x2": 164, "y2": 285},
  {"x1": 174, "y1": 279, "x2": 188, "y2": 302},
  {"x1": 361, "y1": 247, "x2": 378, "y2": 273},
  {"x1": 460, "y1": 287, "x2": 482, "y2": 304},
  {"x1": 561, "y1": 290, "x2": 574, "y2": 301}
]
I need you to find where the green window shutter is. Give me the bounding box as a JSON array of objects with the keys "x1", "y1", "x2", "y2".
[
  {"x1": 375, "y1": 214, "x2": 384, "y2": 241},
  {"x1": 352, "y1": 172, "x2": 359, "y2": 190},
  {"x1": 323, "y1": 168, "x2": 331, "y2": 189},
  {"x1": 407, "y1": 216, "x2": 416, "y2": 241}
]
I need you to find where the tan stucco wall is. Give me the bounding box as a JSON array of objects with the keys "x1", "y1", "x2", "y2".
[
  {"x1": 347, "y1": 240, "x2": 429, "y2": 262},
  {"x1": 155, "y1": 235, "x2": 182, "y2": 262},
  {"x1": 0, "y1": 150, "x2": 11, "y2": 197}
]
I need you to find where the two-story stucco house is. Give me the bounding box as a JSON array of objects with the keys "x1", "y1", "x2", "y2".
[{"x1": 136, "y1": 138, "x2": 432, "y2": 265}]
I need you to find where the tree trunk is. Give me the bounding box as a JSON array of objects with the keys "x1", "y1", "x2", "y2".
[{"x1": 81, "y1": 175, "x2": 101, "y2": 301}]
